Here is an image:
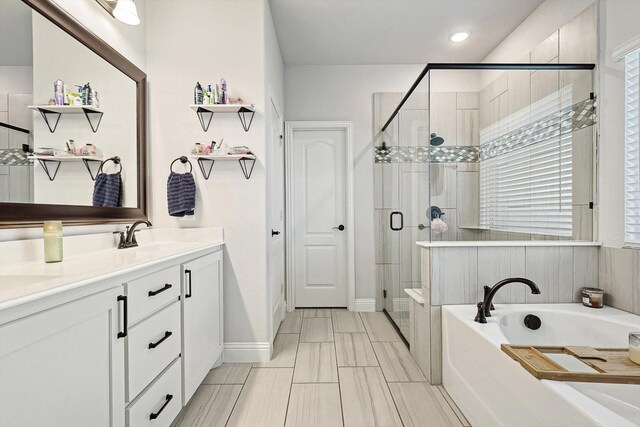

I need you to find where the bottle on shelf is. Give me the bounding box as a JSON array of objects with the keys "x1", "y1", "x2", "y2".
[
  {"x1": 220, "y1": 78, "x2": 227, "y2": 104},
  {"x1": 82, "y1": 82, "x2": 93, "y2": 105},
  {"x1": 194, "y1": 82, "x2": 204, "y2": 105}
]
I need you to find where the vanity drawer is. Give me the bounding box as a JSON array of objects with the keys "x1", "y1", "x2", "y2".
[
  {"x1": 127, "y1": 358, "x2": 181, "y2": 427},
  {"x1": 128, "y1": 301, "x2": 181, "y2": 401},
  {"x1": 128, "y1": 266, "x2": 180, "y2": 324}
]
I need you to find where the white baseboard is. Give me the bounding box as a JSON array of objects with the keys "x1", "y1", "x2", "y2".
[
  {"x1": 223, "y1": 341, "x2": 271, "y2": 363},
  {"x1": 354, "y1": 298, "x2": 376, "y2": 312}
]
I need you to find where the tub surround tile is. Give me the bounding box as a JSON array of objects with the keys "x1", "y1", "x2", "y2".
[
  {"x1": 285, "y1": 383, "x2": 343, "y2": 427},
  {"x1": 388, "y1": 382, "x2": 462, "y2": 427},
  {"x1": 372, "y1": 341, "x2": 426, "y2": 382},
  {"x1": 431, "y1": 247, "x2": 478, "y2": 305},
  {"x1": 477, "y1": 247, "x2": 526, "y2": 304},
  {"x1": 335, "y1": 333, "x2": 378, "y2": 367},
  {"x1": 573, "y1": 246, "x2": 599, "y2": 301},
  {"x1": 525, "y1": 246, "x2": 574, "y2": 303},
  {"x1": 600, "y1": 247, "x2": 636, "y2": 314},
  {"x1": 338, "y1": 367, "x2": 403, "y2": 427}
]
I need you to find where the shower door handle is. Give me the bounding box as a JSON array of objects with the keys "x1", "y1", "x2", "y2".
[{"x1": 390, "y1": 211, "x2": 403, "y2": 231}]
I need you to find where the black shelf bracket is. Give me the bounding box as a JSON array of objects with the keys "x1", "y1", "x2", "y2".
[
  {"x1": 238, "y1": 156, "x2": 256, "y2": 179},
  {"x1": 237, "y1": 107, "x2": 255, "y2": 132},
  {"x1": 196, "y1": 108, "x2": 214, "y2": 132},
  {"x1": 37, "y1": 159, "x2": 61, "y2": 181},
  {"x1": 37, "y1": 109, "x2": 62, "y2": 133},
  {"x1": 82, "y1": 158, "x2": 103, "y2": 180},
  {"x1": 196, "y1": 158, "x2": 215, "y2": 180},
  {"x1": 83, "y1": 108, "x2": 104, "y2": 133}
]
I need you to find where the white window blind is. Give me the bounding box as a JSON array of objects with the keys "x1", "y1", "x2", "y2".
[
  {"x1": 480, "y1": 88, "x2": 573, "y2": 237},
  {"x1": 624, "y1": 48, "x2": 640, "y2": 246}
]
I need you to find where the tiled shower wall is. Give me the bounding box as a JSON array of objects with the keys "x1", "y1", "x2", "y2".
[{"x1": 600, "y1": 247, "x2": 640, "y2": 315}]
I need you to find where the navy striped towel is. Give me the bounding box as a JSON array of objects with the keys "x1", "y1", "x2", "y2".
[
  {"x1": 167, "y1": 171, "x2": 196, "y2": 217},
  {"x1": 92, "y1": 172, "x2": 122, "y2": 207}
]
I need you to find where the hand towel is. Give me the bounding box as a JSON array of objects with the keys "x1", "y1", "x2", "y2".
[
  {"x1": 92, "y1": 172, "x2": 123, "y2": 207},
  {"x1": 167, "y1": 171, "x2": 196, "y2": 217}
]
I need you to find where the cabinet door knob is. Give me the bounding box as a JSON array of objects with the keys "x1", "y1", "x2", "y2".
[
  {"x1": 333, "y1": 224, "x2": 345, "y2": 231},
  {"x1": 271, "y1": 229, "x2": 281, "y2": 236}
]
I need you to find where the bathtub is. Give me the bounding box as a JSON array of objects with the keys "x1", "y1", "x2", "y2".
[{"x1": 442, "y1": 304, "x2": 640, "y2": 427}]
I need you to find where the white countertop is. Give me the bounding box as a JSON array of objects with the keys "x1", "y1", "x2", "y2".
[
  {"x1": 0, "y1": 228, "x2": 224, "y2": 311},
  {"x1": 416, "y1": 241, "x2": 602, "y2": 248}
]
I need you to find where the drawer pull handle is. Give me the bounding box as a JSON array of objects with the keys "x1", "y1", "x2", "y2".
[
  {"x1": 148, "y1": 331, "x2": 172, "y2": 349},
  {"x1": 117, "y1": 295, "x2": 128, "y2": 339},
  {"x1": 149, "y1": 394, "x2": 173, "y2": 420},
  {"x1": 185, "y1": 269, "x2": 192, "y2": 298},
  {"x1": 148, "y1": 283, "x2": 172, "y2": 297}
]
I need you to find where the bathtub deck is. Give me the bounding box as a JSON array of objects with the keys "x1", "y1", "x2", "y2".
[{"x1": 172, "y1": 309, "x2": 470, "y2": 427}]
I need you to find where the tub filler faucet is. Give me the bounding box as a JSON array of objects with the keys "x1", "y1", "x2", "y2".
[{"x1": 474, "y1": 278, "x2": 541, "y2": 323}]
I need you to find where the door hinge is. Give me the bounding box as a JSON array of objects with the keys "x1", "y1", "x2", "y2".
[{"x1": 383, "y1": 290, "x2": 387, "y2": 299}]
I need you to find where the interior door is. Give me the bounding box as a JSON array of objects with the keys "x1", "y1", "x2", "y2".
[
  {"x1": 269, "y1": 98, "x2": 285, "y2": 339},
  {"x1": 291, "y1": 126, "x2": 348, "y2": 307}
]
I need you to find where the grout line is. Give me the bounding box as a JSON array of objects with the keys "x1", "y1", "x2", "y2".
[{"x1": 224, "y1": 367, "x2": 250, "y2": 427}]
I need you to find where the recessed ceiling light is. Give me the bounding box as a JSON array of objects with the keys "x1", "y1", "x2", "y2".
[{"x1": 449, "y1": 31, "x2": 470, "y2": 43}]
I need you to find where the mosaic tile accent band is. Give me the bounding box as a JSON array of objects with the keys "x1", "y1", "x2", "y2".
[
  {"x1": 480, "y1": 97, "x2": 597, "y2": 161},
  {"x1": 0, "y1": 149, "x2": 30, "y2": 166},
  {"x1": 374, "y1": 145, "x2": 479, "y2": 164}
]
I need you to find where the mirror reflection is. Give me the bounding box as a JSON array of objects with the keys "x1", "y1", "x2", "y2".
[{"x1": 0, "y1": 0, "x2": 138, "y2": 208}]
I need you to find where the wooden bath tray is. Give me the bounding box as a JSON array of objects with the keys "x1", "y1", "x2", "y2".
[{"x1": 501, "y1": 345, "x2": 640, "y2": 384}]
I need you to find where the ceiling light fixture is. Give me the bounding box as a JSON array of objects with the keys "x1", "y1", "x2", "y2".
[
  {"x1": 449, "y1": 31, "x2": 470, "y2": 43},
  {"x1": 112, "y1": 0, "x2": 140, "y2": 26}
]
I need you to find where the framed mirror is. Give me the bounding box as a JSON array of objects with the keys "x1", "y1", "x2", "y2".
[{"x1": 0, "y1": 0, "x2": 146, "y2": 227}]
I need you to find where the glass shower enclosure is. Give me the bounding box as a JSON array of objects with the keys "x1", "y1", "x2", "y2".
[{"x1": 374, "y1": 63, "x2": 596, "y2": 340}]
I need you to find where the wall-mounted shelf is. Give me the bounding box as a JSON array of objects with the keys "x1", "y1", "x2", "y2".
[
  {"x1": 191, "y1": 153, "x2": 256, "y2": 180},
  {"x1": 188, "y1": 104, "x2": 255, "y2": 132},
  {"x1": 29, "y1": 154, "x2": 103, "y2": 181},
  {"x1": 28, "y1": 105, "x2": 104, "y2": 133}
]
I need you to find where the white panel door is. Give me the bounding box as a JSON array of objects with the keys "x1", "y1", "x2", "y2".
[
  {"x1": 269, "y1": 98, "x2": 285, "y2": 338},
  {"x1": 292, "y1": 128, "x2": 348, "y2": 307}
]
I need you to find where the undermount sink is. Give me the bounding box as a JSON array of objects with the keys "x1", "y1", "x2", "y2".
[{"x1": 0, "y1": 275, "x2": 62, "y2": 286}]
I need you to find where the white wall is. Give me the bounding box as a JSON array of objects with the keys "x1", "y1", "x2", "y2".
[
  {"x1": 146, "y1": 0, "x2": 271, "y2": 347},
  {"x1": 285, "y1": 64, "x2": 423, "y2": 300},
  {"x1": 597, "y1": 0, "x2": 640, "y2": 248},
  {"x1": 0, "y1": 67, "x2": 33, "y2": 95}
]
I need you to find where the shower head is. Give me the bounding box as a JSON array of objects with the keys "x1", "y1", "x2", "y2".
[{"x1": 430, "y1": 133, "x2": 444, "y2": 146}]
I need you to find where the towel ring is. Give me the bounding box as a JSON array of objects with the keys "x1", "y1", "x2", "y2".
[
  {"x1": 98, "y1": 156, "x2": 122, "y2": 174},
  {"x1": 170, "y1": 156, "x2": 193, "y2": 173}
]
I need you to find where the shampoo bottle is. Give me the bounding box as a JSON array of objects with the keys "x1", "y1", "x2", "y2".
[
  {"x1": 194, "y1": 82, "x2": 204, "y2": 105},
  {"x1": 221, "y1": 78, "x2": 227, "y2": 104},
  {"x1": 54, "y1": 79, "x2": 64, "y2": 105},
  {"x1": 82, "y1": 83, "x2": 93, "y2": 105}
]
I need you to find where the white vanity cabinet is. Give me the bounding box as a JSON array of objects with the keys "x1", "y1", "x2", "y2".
[
  {"x1": 182, "y1": 251, "x2": 224, "y2": 402},
  {"x1": 0, "y1": 286, "x2": 126, "y2": 427},
  {"x1": 0, "y1": 241, "x2": 224, "y2": 427}
]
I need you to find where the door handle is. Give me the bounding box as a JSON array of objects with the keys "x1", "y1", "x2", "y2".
[
  {"x1": 333, "y1": 225, "x2": 345, "y2": 231},
  {"x1": 271, "y1": 229, "x2": 281, "y2": 236},
  {"x1": 390, "y1": 212, "x2": 403, "y2": 231},
  {"x1": 185, "y1": 269, "x2": 192, "y2": 298}
]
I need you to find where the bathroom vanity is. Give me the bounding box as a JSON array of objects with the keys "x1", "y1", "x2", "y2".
[{"x1": 0, "y1": 228, "x2": 224, "y2": 427}]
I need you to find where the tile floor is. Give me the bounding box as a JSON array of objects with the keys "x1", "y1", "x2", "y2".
[{"x1": 172, "y1": 310, "x2": 470, "y2": 427}]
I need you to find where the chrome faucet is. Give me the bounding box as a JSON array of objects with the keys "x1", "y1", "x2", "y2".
[
  {"x1": 474, "y1": 277, "x2": 541, "y2": 323},
  {"x1": 114, "y1": 220, "x2": 152, "y2": 249}
]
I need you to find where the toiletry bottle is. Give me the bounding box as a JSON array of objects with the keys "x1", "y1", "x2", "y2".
[
  {"x1": 221, "y1": 78, "x2": 227, "y2": 104},
  {"x1": 207, "y1": 84, "x2": 213, "y2": 105},
  {"x1": 194, "y1": 82, "x2": 204, "y2": 105},
  {"x1": 215, "y1": 84, "x2": 220, "y2": 104},
  {"x1": 43, "y1": 221, "x2": 63, "y2": 263},
  {"x1": 54, "y1": 79, "x2": 64, "y2": 105},
  {"x1": 83, "y1": 83, "x2": 93, "y2": 105},
  {"x1": 92, "y1": 90, "x2": 99, "y2": 108}
]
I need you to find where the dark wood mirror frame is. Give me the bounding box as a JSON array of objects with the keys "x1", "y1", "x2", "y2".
[{"x1": 0, "y1": 0, "x2": 147, "y2": 228}]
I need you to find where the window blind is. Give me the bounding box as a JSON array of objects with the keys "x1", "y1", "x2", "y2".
[
  {"x1": 625, "y1": 48, "x2": 640, "y2": 246},
  {"x1": 480, "y1": 88, "x2": 574, "y2": 237}
]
